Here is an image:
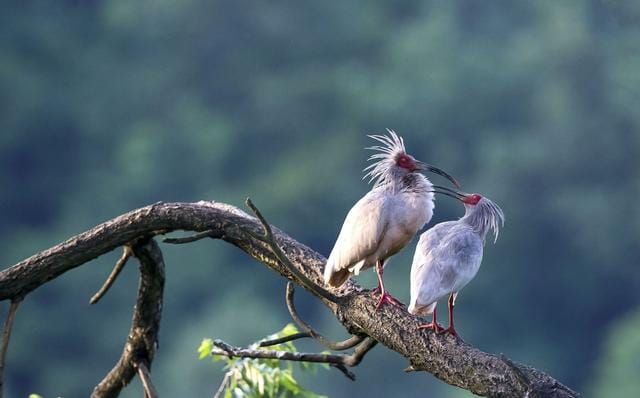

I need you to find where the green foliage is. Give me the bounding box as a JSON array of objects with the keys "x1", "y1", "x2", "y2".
[{"x1": 199, "y1": 324, "x2": 327, "y2": 398}]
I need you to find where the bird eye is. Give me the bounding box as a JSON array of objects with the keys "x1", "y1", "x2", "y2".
[{"x1": 397, "y1": 155, "x2": 413, "y2": 169}]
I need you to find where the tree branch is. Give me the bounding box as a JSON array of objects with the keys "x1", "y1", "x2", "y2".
[
  {"x1": 281, "y1": 281, "x2": 365, "y2": 351},
  {"x1": 90, "y1": 245, "x2": 133, "y2": 305},
  {"x1": 211, "y1": 337, "x2": 377, "y2": 381},
  {"x1": 0, "y1": 201, "x2": 580, "y2": 397},
  {"x1": 0, "y1": 298, "x2": 21, "y2": 398},
  {"x1": 91, "y1": 237, "x2": 165, "y2": 398}
]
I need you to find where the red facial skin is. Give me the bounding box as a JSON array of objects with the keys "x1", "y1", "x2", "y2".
[
  {"x1": 396, "y1": 154, "x2": 417, "y2": 170},
  {"x1": 463, "y1": 194, "x2": 482, "y2": 205}
]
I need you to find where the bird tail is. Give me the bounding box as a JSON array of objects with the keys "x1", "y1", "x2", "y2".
[
  {"x1": 323, "y1": 259, "x2": 351, "y2": 287},
  {"x1": 408, "y1": 301, "x2": 436, "y2": 316}
]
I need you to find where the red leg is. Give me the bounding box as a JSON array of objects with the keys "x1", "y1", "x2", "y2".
[
  {"x1": 440, "y1": 293, "x2": 459, "y2": 337},
  {"x1": 372, "y1": 260, "x2": 404, "y2": 310},
  {"x1": 417, "y1": 307, "x2": 444, "y2": 333}
]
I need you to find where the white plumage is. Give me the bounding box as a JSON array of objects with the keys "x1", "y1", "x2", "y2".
[
  {"x1": 323, "y1": 130, "x2": 458, "y2": 309},
  {"x1": 408, "y1": 192, "x2": 504, "y2": 335}
]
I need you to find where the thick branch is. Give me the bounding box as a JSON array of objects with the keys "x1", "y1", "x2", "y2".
[
  {"x1": 91, "y1": 237, "x2": 165, "y2": 398},
  {"x1": 0, "y1": 201, "x2": 579, "y2": 397}
]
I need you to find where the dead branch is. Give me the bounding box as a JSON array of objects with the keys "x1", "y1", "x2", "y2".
[
  {"x1": 282, "y1": 281, "x2": 365, "y2": 351},
  {"x1": 210, "y1": 337, "x2": 377, "y2": 381},
  {"x1": 136, "y1": 361, "x2": 159, "y2": 398},
  {"x1": 91, "y1": 237, "x2": 165, "y2": 398},
  {"x1": 0, "y1": 201, "x2": 580, "y2": 397},
  {"x1": 90, "y1": 245, "x2": 133, "y2": 304},
  {"x1": 0, "y1": 298, "x2": 21, "y2": 398}
]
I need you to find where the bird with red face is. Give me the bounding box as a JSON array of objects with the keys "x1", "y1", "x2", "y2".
[
  {"x1": 408, "y1": 188, "x2": 504, "y2": 336},
  {"x1": 323, "y1": 130, "x2": 459, "y2": 309}
]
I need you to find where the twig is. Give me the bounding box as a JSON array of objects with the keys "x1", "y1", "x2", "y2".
[
  {"x1": 244, "y1": 198, "x2": 338, "y2": 303},
  {"x1": 0, "y1": 298, "x2": 22, "y2": 398},
  {"x1": 90, "y1": 246, "x2": 133, "y2": 304},
  {"x1": 163, "y1": 230, "x2": 222, "y2": 244},
  {"x1": 284, "y1": 282, "x2": 365, "y2": 351},
  {"x1": 213, "y1": 370, "x2": 232, "y2": 398},
  {"x1": 211, "y1": 337, "x2": 376, "y2": 381},
  {"x1": 259, "y1": 331, "x2": 312, "y2": 347},
  {"x1": 136, "y1": 361, "x2": 159, "y2": 398}
]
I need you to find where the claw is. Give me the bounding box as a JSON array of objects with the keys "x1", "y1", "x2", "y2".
[{"x1": 374, "y1": 291, "x2": 405, "y2": 310}]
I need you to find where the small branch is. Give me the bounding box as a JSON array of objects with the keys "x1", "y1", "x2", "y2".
[
  {"x1": 0, "y1": 298, "x2": 22, "y2": 398},
  {"x1": 211, "y1": 337, "x2": 376, "y2": 381},
  {"x1": 136, "y1": 361, "x2": 159, "y2": 398},
  {"x1": 284, "y1": 282, "x2": 365, "y2": 351},
  {"x1": 244, "y1": 198, "x2": 338, "y2": 303},
  {"x1": 163, "y1": 230, "x2": 222, "y2": 244},
  {"x1": 259, "y1": 331, "x2": 312, "y2": 347},
  {"x1": 213, "y1": 370, "x2": 232, "y2": 398},
  {"x1": 90, "y1": 246, "x2": 133, "y2": 304}
]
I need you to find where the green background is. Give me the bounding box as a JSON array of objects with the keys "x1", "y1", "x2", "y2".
[{"x1": 1, "y1": 1, "x2": 639, "y2": 397}]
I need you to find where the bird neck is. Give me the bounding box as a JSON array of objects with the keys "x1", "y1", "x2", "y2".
[
  {"x1": 461, "y1": 207, "x2": 489, "y2": 241},
  {"x1": 377, "y1": 172, "x2": 431, "y2": 195}
]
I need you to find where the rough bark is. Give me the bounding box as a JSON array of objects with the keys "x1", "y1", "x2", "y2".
[{"x1": 0, "y1": 201, "x2": 579, "y2": 397}]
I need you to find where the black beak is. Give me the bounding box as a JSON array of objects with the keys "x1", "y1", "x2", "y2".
[
  {"x1": 430, "y1": 185, "x2": 466, "y2": 202},
  {"x1": 415, "y1": 161, "x2": 460, "y2": 188}
]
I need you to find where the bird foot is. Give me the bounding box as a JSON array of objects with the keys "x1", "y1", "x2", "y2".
[
  {"x1": 374, "y1": 291, "x2": 405, "y2": 310},
  {"x1": 417, "y1": 321, "x2": 445, "y2": 333}
]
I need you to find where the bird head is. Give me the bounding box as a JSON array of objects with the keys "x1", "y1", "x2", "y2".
[
  {"x1": 363, "y1": 129, "x2": 459, "y2": 188},
  {"x1": 431, "y1": 187, "x2": 505, "y2": 243}
]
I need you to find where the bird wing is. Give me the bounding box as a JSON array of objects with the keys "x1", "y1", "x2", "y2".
[
  {"x1": 324, "y1": 190, "x2": 389, "y2": 285},
  {"x1": 409, "y1": 223, "x2": 482, "y2": 313}
]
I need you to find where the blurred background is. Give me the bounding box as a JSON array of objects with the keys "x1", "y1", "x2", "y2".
[{"x1": 1, "y1": 1, "x2": 639, "y2": 397}]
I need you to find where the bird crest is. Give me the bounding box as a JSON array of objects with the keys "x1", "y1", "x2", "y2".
[
  {"x1": 470, "y1": 197, "x2": 505, "y2": 244},
  {"x1": 363, "y1": 129, "x2": 407, "y2": 187}
]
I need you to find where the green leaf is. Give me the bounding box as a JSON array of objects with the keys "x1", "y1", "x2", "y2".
[
  {"x1": 197, "y1": 338, "x2": 214, "y2": 360},
  {"x1": 280, "y1": 323, "x2": 299, "y2": 337}
]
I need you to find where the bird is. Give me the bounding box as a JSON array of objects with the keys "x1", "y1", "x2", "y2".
[
  {"x1": 323, "y1": 130, "x2": 459, "y2": 309},
  {"x1": 408, "y1": 188, "x2": 504, "y2": 336}
]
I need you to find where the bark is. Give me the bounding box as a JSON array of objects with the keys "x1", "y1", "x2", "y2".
[{"x1": 0, "y1": 201, "x2": 579, "y2": 397}]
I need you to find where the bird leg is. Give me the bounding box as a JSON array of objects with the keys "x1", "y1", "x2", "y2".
[
  {"x1": 372, "y1": 260, "x2": 405, "y2": 309},
  {"x1": 440, "y1": 293, "x2": 458, "y2": 337},
  {"x1": 417, "y1": 308, "x2": 444, "y2": 333}
]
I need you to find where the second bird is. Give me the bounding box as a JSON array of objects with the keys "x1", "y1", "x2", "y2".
[
  {"x1": 408, "y1": 189, "x2": 504, "y2": 336},
  {"x1": 323, "y1": 130, "x2": 459, "y2": 309}
]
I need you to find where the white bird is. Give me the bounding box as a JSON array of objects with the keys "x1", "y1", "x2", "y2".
[
  {"x1": 408, "y1": 189, "x2": 504, "y2": 336},
  {"x1": 323, "y1": 130, "x2": 459, "y2": 309}
]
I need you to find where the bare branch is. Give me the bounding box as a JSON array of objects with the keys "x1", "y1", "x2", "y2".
[
  {"x1": 136, "y1": 361, "x2": 159, "y2": 398},
  {"x1": 259, "y1": 331, "x2": 313, "y2": 347},
  {"x1": 211, "y1": 337, "x2": 376, "y2": 381},
  {"x1": 285, "y1": 282, "x2": 365, "y2": 351},
  {"x1": 244, "y1": 198, "x2": 339, "y2": 303},
  {"x1": 91, "y1": 238, "x2": 165, "y2": 398},
  {"x1": 90, "y1": 246, "x2": 133, "y2": 304},
  {"x1": 0, "y1": 298, "x2": 22, "y2": 398}
]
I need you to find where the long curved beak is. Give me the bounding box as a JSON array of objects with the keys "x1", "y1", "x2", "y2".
[
  {"x1": 430, "y1": 185, "x2": 466, "y2": 201},
  {"x1": 415, "y1": 161, "x2": 460, "y2": 188}
]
